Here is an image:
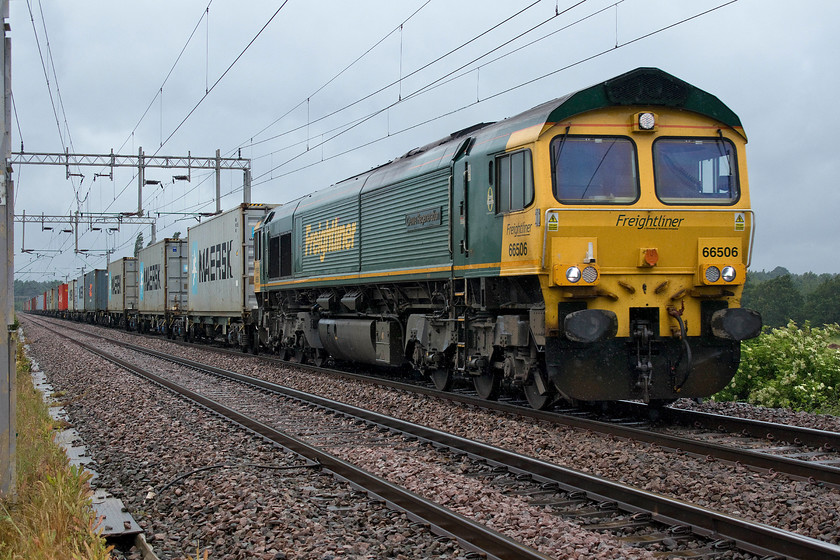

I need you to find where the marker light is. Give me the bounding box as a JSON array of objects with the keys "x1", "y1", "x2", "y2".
[
  {"x1": 705, "y1": 266, "x2": 721, "y2": 283},
  {"x1": 582, "y1": 266, "x2": 599, "y2": 283},
  {"x1": 639, "y1": 112, "x2": 656, "y2": 130},
  {"x1": 566, "y1": 266, "x2": 582, "y2": 283},
  {"x1": 722, "y1": 266, "x2": 737, "y2": 282}
]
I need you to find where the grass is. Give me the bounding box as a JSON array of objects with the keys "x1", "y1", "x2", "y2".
[{"x1": 0, "y1": 336, "x2": 113, "y2": 560}]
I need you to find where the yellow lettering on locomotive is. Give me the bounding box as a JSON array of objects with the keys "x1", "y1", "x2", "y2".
[{"x1": 304, "y1": 218, "x2": 358, "y2": 262}]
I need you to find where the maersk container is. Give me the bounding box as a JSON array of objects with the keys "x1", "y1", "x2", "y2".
[
  {"x1": 137, "y1": 238, "x2": 188, "y2": 315},
  {"x1": 107, "y1": 257, "x2": 139, "y2": 313},
  {"x1": 187, "y1": 203, "x2": 274, "y2": 318},
  {"x1": 58, "y1": 284, "x2": 69, "y2": 311},
  {"x1": 84, "y1": 270, "x2": 108, "y2": 312}
]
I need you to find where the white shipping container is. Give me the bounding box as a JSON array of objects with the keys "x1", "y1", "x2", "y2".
[
  {"x1": 74, "y1": 274, "x2": 86, "y2": 311},
  {"x1": 108, "y1": 257, "x2": 139, "y2": 313},
  {"x1": 187, "y1": 203, "x2": 274, "y2": 317},
  {"x1": 138, "y1": 239, "x2": 188, "y2": 314}
]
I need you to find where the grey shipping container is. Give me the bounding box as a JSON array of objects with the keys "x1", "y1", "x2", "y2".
[
  {"x1": 74, "y1": 274, "x2": 86, "y2": 312},
  {"x1": 187, "y1": 203, "x2": 274, "y2": 317},
  {"x1": 108, "y1": 257, "x2": 139, "y2": 313},
  {"x1": 84, "y1": 270, "x2": 108, "y2": 312},
  {"x1": 137, "y1": 238, "x2": 188, "y2": 314},
  {"x1": 35, "y1": 294, "x2": 45, "y2": 311}
]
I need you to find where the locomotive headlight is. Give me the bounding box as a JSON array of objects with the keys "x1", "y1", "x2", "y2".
[
  {"x1": 566, "y1": 266, "x2": 582, "y2": 283},
  {"x1": 582, "y1": 265, "x2": 599, "y2": 283},
  {"x1": 704, "y1": 266, "x2": 721, "y2": 283},
  {"x1": 721, "y1": 266, "x2": 737, "y2": 282},
  {"x1": 634, "y1": 111, "x2": 657, "y2": 132}
]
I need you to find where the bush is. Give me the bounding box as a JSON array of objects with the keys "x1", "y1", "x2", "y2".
[{"x1": 714, "y1": 321, "x2": 840, "y2": 413}]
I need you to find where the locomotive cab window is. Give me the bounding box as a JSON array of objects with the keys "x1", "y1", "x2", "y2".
[
  {"x1": 653, "y1": 137, "x2": 739, "y2": 204},
  {"x1": 551, "y1": 136, "x2": 638, "y2": 204},
  {"x1": 495, "y1": 150, "x2": 534, "y2": 213}
]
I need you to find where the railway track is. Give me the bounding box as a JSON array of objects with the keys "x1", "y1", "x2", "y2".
[
  {"x1": 29, "y1": 315, "x2": 840, "y2": 559},
  {"x1": 106, "y1": 316, "x2": 840, "y2": 490}
]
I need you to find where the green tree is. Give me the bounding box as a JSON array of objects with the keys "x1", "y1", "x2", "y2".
[
  {"x1": 742, "y1": 274, "x2": 803, "y2": 329},
  {"x1": 134, "y1": 232, "x2": 144, "y2": 258},
  {"x1": 803, "y1": 275, "x2": 840, "y2": 327}
]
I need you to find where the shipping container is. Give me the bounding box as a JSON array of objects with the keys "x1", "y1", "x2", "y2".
[
  {"x1": 36, "y1": 293, "x2": 45, "y2": 311},
  {"x1": 74, "y1": 274, "x2": 86, "y2": 313},
  {"x1": 47, "y1": 288, "x2": 56, "y2": 311},
  {"x1": 58, "y1": 283, "x2": 69, "y2": 311},
  {"x1": 188, "y1": 204, "x2": 274, "y2": 318},
  {"x1": 84, "y1": 270, "x2": 108, "y2": 320},
  {"x1": 137, "y1": 238, "x2": 188, "y2": 333},
  {"x1": 68, "y1": 279, "x2": 77, "y2": 312},
  {"x1": 107, "y1": 257, "x2": 139, "y2": 313}
]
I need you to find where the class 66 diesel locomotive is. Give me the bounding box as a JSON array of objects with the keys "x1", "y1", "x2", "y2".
[{"x1": 253, "y1": 67, "x2": 762, "y2": 409}]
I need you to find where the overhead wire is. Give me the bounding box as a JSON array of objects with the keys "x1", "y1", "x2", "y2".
[
  {"x1": 230, "y1": 0, "x2": 432, "y2": 154},
  {"x1": 103, "y1": 0, "x2": 290, "y2": 219},
  {"x1": 248, "y1": 0, "x2": 591, "y2": 181},
  {"x1": 247, "y1": 0, "x2": 739, "y2": 189},
  {"x1": 235, "y1": 0, "x2": 544, "y2": 157}
]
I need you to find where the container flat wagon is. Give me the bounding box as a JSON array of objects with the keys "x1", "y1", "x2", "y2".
[
  {"x1": 184, "y1": 203, "x2": 274, "y2": 349},
  {"x1": 107, "y1": 257, "x2": 139, "y2": 329},
  {"x1": 137, "y1": 238, "x2": 188, "y2": 336},
  {"x1": 84, "y1": 270, "x2": 108, "y2": 323}
]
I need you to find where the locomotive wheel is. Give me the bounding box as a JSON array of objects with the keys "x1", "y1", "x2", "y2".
[
  {"x1": 430, "y1": 368, "x2": 453, "y2": 391},
  {"x1": 473, "y1": 370, "x2": 500, "y2": 400},
  {"x1": 524, "y1": 380, "x2": 555, "y2": 410}
]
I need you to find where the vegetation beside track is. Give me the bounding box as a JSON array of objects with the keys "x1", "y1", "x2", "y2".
[
  {"x1": 714, "y1": 321, "x2": 840, "y2": 414},
  {"x1": 0, "y1": 335, "x2": 112, "y2": 560}
]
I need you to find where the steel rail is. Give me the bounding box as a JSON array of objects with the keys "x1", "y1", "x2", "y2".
[{"x1": 35, "y1": 319, "x2": 551, "y2": 560}]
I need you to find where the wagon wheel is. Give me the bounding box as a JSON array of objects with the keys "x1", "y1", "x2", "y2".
[
  {"x1": 429, "y1": 368, "x2": 453, "y2": 392},
  {"x1": 473, "y1": 369, "x2": 501, "y2": 400}
]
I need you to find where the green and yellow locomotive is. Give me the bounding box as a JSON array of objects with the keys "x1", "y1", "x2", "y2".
[{"x1": 253, "y1": 67, "x2": 761, "y2": 408}]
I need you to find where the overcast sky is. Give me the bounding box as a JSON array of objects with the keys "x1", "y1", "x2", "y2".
[{"x1": 8, "y1": 0, "x2": 840, "y2": 281}]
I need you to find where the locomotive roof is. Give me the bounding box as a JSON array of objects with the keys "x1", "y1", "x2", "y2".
[
  {"x1": 364, "y1": 66, "x2": 744, "y2": 178},
  {"x1": 264, "y1": 67, "x2": 743, "y2": 226}
]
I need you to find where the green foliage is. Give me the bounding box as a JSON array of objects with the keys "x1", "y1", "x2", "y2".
[
  {"x1": 742, "y1": 274, "x2": 803, "y2": 328},
  {"x1": 804, "y1": 275, "x2": 840, "y2": 327},
  {"x1": 134, "y1": 232, "x2": 144, "y2": 258},
  {"x1": 742, "y1": 271, "x2": 840, "y2": 328},
  {"x1": 714, "y1": 322, "x2": 840, "y2": 413}
]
